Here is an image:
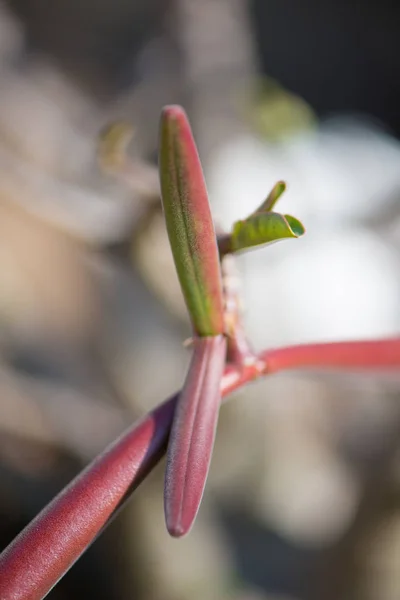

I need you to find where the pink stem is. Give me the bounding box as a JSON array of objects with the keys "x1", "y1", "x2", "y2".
[
  {"x1": 263, "y1": 338, "x2": 400, "y2": 373},
  {"x1": 0, "y1": 399, "x2": 175, "y2": 600},
  {"x1": 0, "y1": 337, "x2": 398, "y2": 599},
  {"x1": 0, "y1": 361, "x2": 262, "y2": 600}
]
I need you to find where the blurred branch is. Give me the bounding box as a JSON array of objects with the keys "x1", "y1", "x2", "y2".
[{"x1": 98, "y1": 121, "x2": 160, "y2": 202}]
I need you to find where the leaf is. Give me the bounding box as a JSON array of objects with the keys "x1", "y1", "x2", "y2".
[
  {"x1": 249, "y1": 76, "x2": 316, "y2": 141},
  {"x1": 164, "y1": 335, "x2": 226, "y2": 537},
  {"x1": 159, "y1": 105, "x2": 224, "y2": 336},
  {"x1": 98, "y1": 121, "x2": 135, "y2": 172},
  {"x1": 254, "y1": 180, "x2": 286, "y2": 213},
  {"x1": 231, "y1": 212, "x2": 305, "y2": 253}
]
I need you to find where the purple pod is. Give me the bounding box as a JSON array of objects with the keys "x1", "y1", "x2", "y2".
[{"x1": 165, "y1": 335, "x2": 227, "y2": 537}]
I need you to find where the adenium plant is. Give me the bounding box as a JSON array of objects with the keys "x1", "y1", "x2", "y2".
[{"x1": 0, "y1": 105, "x2": 398, "y2": 600}]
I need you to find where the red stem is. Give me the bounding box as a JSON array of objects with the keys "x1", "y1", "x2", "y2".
[
  {"x1": 0, "y1": 338, "x2": 398, "y2": 599},
  {"x1": 0, "y1": 399, "x2": 175, "y2": 600},
  {"x1": 264, "y1": 338, "x2": 400, "y2": 373}
]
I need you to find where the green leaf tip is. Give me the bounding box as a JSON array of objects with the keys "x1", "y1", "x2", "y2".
[
  {"x1": 284, "y1": 214, "x2": 305, "y2": 237},
  {"x1": 255, "y1": 180, "x2": 286, "y2": 213},
  {"x1": 159, "y1": 105, "x2": 224, "y2": 336},
  {"x1": 231, "y1": 211, "x2": 305, "y2": 253}
]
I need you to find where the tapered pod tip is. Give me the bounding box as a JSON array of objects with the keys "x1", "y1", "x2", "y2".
[
  {"x1": 161, "y1": 105, "x2": 185, "y2": 118},
  {"x1": 167, "y1": 519, "x2": 188, "y2": 539},
  {"x1": 160, "y1": 106, "x2": 191, "y2": 141}
]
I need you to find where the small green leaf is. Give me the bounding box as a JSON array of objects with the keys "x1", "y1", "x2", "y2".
[
  {"x1": 159, "y1": 105, "x2": 224, "y2": 336},
  {"x1": 231, "y1": 212, "x2": 305, "y2": 252},
  {"x1": 254, "y1": 180, "x2": 286, "y2": 214},
  {"x1": 98, "y1": 121, "x2": 134, "y2": 171}
]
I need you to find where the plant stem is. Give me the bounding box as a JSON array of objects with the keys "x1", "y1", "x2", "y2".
[
  {"x1": 217, "y1": 233, "x2": 233, "y2": 257},
  {"x1": 264, "y1": 338, "x2": 400, "y2": 373},
  {"x1": 0, "y1": 337, "x2": 398, "y2": 599}
]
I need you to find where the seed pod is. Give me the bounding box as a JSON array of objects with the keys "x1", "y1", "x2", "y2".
[
  {"x1": 164, "y1": 335, "x2": 226, "y2": 537},
  {"x1": 159, "y1": 105, "x2": 224, "y2": 336}
]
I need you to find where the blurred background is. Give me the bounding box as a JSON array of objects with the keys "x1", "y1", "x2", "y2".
[{"x1": 0, "y1": 1, "x2": 399, "y2": 598}]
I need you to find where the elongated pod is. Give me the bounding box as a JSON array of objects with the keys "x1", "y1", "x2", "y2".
[
  {"x1": 165, "y1": 335, "x2": 226, "y2": 537},
  {"x1": 159, "y1": 105, "x2": 224, "y2": 336}
]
